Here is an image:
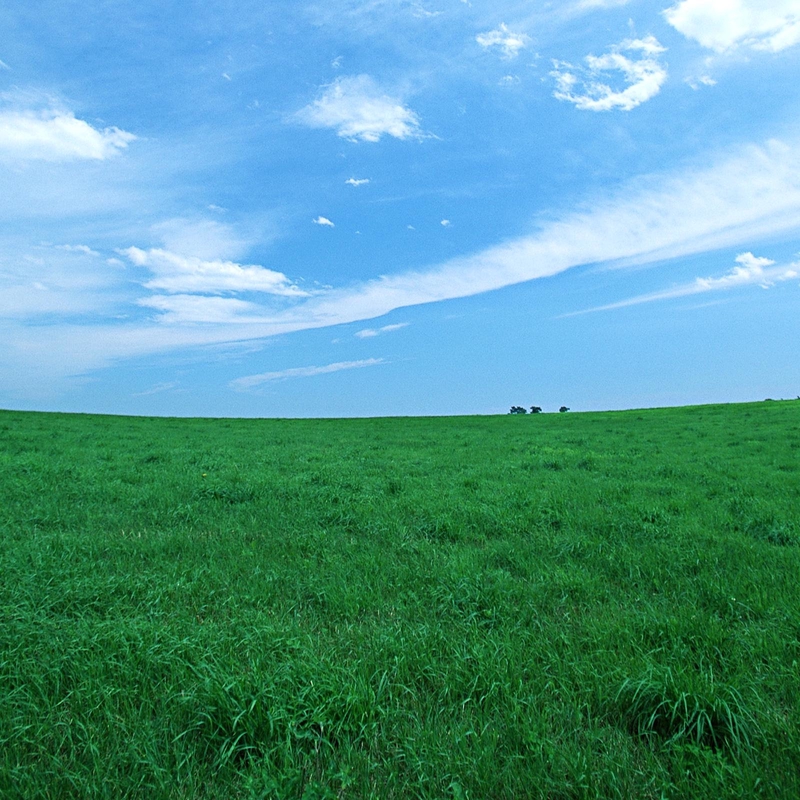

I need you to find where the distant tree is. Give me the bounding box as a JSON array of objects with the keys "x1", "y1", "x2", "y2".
[
  {"x1": 530, "y1": 406, "x2": 543, "y2": 414},
  {"x1": 559, "y1": 406, "x2": 570, "y2": 413},
  {"x1": 509, "y1": 406, "x2": 527, "y2": 414}
]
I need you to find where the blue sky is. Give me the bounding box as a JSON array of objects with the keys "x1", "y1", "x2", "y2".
[{"x1": 1, "y1": 0, "x2": 799, "y2": 416}]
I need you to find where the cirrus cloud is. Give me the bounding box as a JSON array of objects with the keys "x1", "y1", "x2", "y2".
[
  {"x1": 354, "y1": 322, "x2": 409, "y2": 338},
  {"x1": 123, "y1": 247, "x2": 308, "y2": 297},
  {"x1": 476, "y1": 24, "x2": 531, "y2": 59},
  {"x1": 295, "y1": 75, "x2": 422, "y2": 143},
  {"x1": 231, "y1": 358, "x2": 385, "y2": 390},
  {"x1": 565, "y1": 252, "x2": 799, "y2": 315},
  {"x1": 551, "y1": 36, "x2": 667, "y2": 111}
]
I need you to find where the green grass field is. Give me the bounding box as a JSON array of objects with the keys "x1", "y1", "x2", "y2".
[{"x1": 1, "y1": 401, "x2": 799, "y2": 798}]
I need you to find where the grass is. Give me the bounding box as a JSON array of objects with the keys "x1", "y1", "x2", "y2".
[{"x1": 0, "y1": 400, "x2": 798, "y2": 798}]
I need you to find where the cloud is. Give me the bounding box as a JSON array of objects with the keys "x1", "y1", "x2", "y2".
[
  {"x1": 122, "y1": 247, "x2": 308, "y2": 296},
  {"x1": 137, "y1": 294, "x2": 270, "y2": 324},
  {"x1": 56, "y1": 244, "x2": 100, "y2": 256},
  {"x1": 665, "y1": 0, "x2": 800, "y2": 53},
  {"x1": 476, "y1": 24, "x2": 531, "y2": 59},
  {"x1": 295, "y1": 75, "x2": 422, "y2": 142},
  {"x1": 565, "y1": 252, "x2": 799, "y2": 315},
  {"x1": 687, "y1": 74, "x2": 717, "y2": 90},
  {"x1": 0, "y1": 242, "x2": 126, "y2": 320},
  {"x1": 577, "y1": 0, "x2": 631, "y2": 7},
  {"x1": 313, "y1": 216, "x2": 335, "y2": 227},
  {"x1": 6, "y1": 138, "x2": 800, "y2": 392},
  {"x1": 440, "y1": 219, "x2": 451, "y2": 226},
  {"x1": 259, "y1": 138, "x2": 800, "y2": 332},
  {"x1": 152, "y1": 218, "x2": 250, "y2": 260},
  {"x1": 346, "y1": 177, "x2": 370, "y2": 186},
  {"x1": 552, "y1": 36, "x2": 667, "y2": 111},
  {"x1": 230, "y1": 358, "x2": 385, "y2": 390},
  {"x1": 411, "y1": 2, "x2": 442, "y2": 18},
  {"x1": 133, "y1": 381, "x2": 179, "y2": 397},
  {"x1": 0, "y1": 59, "x2": 9, "y2": 70},
  {"x1": 0, "y1": 108, "x2": 135, "y2": 162},
  {"x1": 354, "y1": 322, "x2": 409, "y2": 338}
]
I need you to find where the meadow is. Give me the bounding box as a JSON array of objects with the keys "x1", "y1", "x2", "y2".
[{"x1": 0, "y1": 401, "x2": 798, "y2": 799}]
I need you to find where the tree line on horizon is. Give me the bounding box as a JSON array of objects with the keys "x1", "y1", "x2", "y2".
[{"x1": 509, "y1": 406, "x2": 569, "y2": 415}]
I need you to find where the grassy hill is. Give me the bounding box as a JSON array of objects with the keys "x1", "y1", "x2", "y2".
[{"x1": 1, "y1": 402, "x2": 798, "y2": 798}]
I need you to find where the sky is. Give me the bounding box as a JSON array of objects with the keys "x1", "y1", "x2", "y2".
[{"x1": 1, "y1": 0, "x2": 799, "y2": 417}]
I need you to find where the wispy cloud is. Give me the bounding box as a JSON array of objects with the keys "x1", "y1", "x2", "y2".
[
  {"x1": 230, "y1": 358, "x2": 385, "y2": 390},
  {"x1": 133, "y1": 381, "x2": 179, "y2": 397},
  {"x1": 687, "y1": 74, "x2": 717, "y2": 90},
  {"x1": 295, "y1": 75, "x2": 422, "y2": 143},
  {"x1": 665, "y1": 0, "x2": 800, "y2": 53},
  {"x1": 346, "y1": 177, "x2": 370, "y2": 186},
  {"x1": 152, "y1": 218, "x2": 252, "y2": 260},
  {"x1": 0, "y1": 108, "x2": 135, "y2": 162},
  {"x1": 476, "y1": 24, "x2": 531, "y2": 59},
  {"x1": 354, "y1": 322, "x2": 409, "y2": 338},
  {"x1": 123, "y1": 247, "x2": 308, "y2": 296},
  {"x1": 563, "y1": 252, "x2": 799, "y2": 316},
  {"x1": 552, "y1": 36, "x2": 667, "y2": 111},
  {"x1": 56, "y1": 244, "x2": 100, "y2": 256},
  {"x1": 577, "y1": 0, "x2": 631, "y2": 8},
  {"x1": 411, "y1": 2, "x2": 442, "y2": 19},
  {"x1": 313, "y1": 216, "x2": 335, "y2": 227},
  {"x1": 137, "y1": 294, "x2": 272, "y2": 324},
  {"x1": 6, "y1": 138, "x2": 800, "y2": 389}
]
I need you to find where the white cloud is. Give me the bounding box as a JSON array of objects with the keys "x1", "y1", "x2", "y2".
[
  {"x1": 566, "y1": 252, "x2": 798, "y2": 315},
  {"x1": 0, "y1": 108, "x2": 135, "y2": 161},
  {"x1": 230, "y1": 358, "x2": 385, "y2": 390},
  {"x1": 354, "y1": 322, "x2": 409, "y2": 338},
  {"x1": 56, "y1": 244, "x2": 100, "y2": 256},
  {"x1": 0, "y1": 241, "x2": 126, "y2": 320},
  {"x1": 153, "y1": 218, "x2": 250, "y2": 260},
  {"x1": 346, "y1": 177, "x2": 370, "y2": 186},
  {"x1": 137, "y1": 294, "x2": 270, "y2": 324},
  {"x1": 122, "y1": 247, "x2": 307, "y2": 296},
  {"x1": 687, "y1": 74, "x2": 717, "y2": 90},
  {"x1": 440, "y1": 219, "x2": 451, "y2": 226},
  {"x1": 577, "y1": 0, "x2": 631, "y2": 7},
  {"x1": 411, "y1": 3, "x2": 442, "y2": 19},
  {"x1": 133, "y1": 381, "x2": 179, "y2": 397},
  {"x1": 476, "y1": 24, "x2": 531, "y2": 59},
  {"x1": 6, "y1": 138, "x2": 800, "y2": 391},
  {"x1": 552, "y1": 36, "x2": 667, "y2": 111},
  {"x1": 665, "y1": 0, "x2": 800, "y2": 53},
  {"x1": 0, "y1": 59, "x2": 9, "y2": 70},
  {"x1": 313, "y1": 216, "x2": 335, "y2": 227},
  {"x1": 296, "y1": 75, "x2": 422, "y2": 142}
]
